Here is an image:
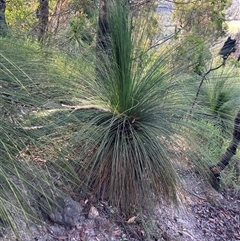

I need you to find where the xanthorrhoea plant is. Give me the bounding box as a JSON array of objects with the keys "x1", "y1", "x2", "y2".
[
  {"x1": 198, "y1": 71, "x2": 240, "y2": 136},
  {"x1": 62, "y1": 0, "x2": 198, "y2": 214},
  {"x1": 0, "y1": 38, "x2": 83, "y2": 239},
  {"x1": 192, "y1": 68, "x2": 240, "y2": 181}
]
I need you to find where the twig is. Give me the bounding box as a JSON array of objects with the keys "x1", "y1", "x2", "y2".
[
  {"x1": 187, "y1": 57, "x2": 228, "y2": 119},
  {"x1": 18, "y1": 104, "x2": 110, "y2": 130},
  {"x1": 184, "y1": 188, "x2": 207, "y2": 201},
  {"x1": 61, "y1": 104, "x2": 110, "y2": 113},
  {"x1": 186, "y1": 190, "x2": 207, "y2": 201},
  {"x1": 132, "y1": 28, "x2": 182, "y2": 61}
]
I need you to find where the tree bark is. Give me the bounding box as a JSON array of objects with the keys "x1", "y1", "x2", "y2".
[
  {"x1": 96, "y1": 0, "x2": 109, "y2": 53},
  {"x1": 0, "y1": 0, "x2": 7, "y2": 36},
  {"x1": 48, "y1": 0, "x2": 70, "y2": 37},
  {"x1": 95, "y1": 0, "x2": 110, "y2": 82},
  {"x1": 36, "y1": 0, "x2": 49, "y2": 43},
  {"x1": 210, "y1": 109, "x2": 240, "y2": 179}
]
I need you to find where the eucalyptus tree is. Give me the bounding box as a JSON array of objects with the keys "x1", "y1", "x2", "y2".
[
  {"x1": 0, "y1": 0, "x2": 7, "y2": 35},
  {"x1": 172, "y1": 0, "x2": 232, "y2": 79},
  {"x1": 36, "y1": 0, "x2": 49, "y2": 42},
  {"x1": 173, "y1": 0, "x2": 231, "y2": 41},
  {"x1": 3, "y1": 0, "x2": 97, "y2": 47},
  {"x1": 96, "y1": 0, "x2": 109, "y2": 53}
]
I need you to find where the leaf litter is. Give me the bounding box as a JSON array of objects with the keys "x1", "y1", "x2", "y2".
[{"x1": 1, "y1": 162, "x2": 240, "y2": 241}]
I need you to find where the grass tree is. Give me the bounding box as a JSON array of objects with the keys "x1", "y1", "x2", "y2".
[
  {"x1": 0, "y1": 38, "x2": 83, "y2": 239},
  {"x1": 185, "y1": 65, "x2": 240, "y2": 186},
  {"x1": 56, "y1": 0, "x2": 214, "y2": 215},
  {"x1": 198, "y1": 73, "x2": 240, "y2": 136},
  {"x1": 198, "y1": 70, "x2": 240, "y2": 181}
]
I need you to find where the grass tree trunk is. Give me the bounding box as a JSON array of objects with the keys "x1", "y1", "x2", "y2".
[
  {"x1": 0, "y1": 0, "x2": 7, "y2": 36},
  {"x1": 36, "y1": 0, "x2": 49, "y2": 43},
  {"x1": 210, "y1": 109, "x2": 240, "y2": 180}
]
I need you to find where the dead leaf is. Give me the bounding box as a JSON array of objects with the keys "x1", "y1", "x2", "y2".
[
  {"x1": 126, "y1": 214, "x2": 139, "y2": 224},
  {"x1": 51, "y1": 235, "x2": 67, "y2": 240},
  {"x1": 112, "y1": 227, "x2": 122, "y2": 236}
]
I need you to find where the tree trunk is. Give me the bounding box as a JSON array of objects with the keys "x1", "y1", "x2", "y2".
[
  {"x1": 210, "y1": 109, "x2": 240, "y2": 180},
  {"x1": 0, "y1": 0, "x2": 7, "y2": 36},
  {"x1": 95, "y1": 0, "x2": 110, "y2": 81},
  {"x1": 96, "y1": 0, "x2": 109, "y2": 54},
  {"x1": 48, "y1": 0, "x2": 70, "y2": 37},
  {"x1": 36, "y1": 0, "x2": 49, "y2": 43}
]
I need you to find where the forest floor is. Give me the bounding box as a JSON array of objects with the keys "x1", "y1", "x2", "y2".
[
  {"x1": 156, "y1": 168, "x2": 240, "y2": 241},
  {"x1": 1, "y1": 161, "x2": 239, "y2": 241}
]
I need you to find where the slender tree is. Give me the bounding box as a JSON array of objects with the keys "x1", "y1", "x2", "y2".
[
  {"x1": 0, "y1": 0, "x2": 7, "y2": 36},
  {"x1": 48, "y1": 0, "x2": 70, "y2": 37},
  {"x1": 96, "y1": 0, "x2": 109, "y2": 53},
  {"x1": 173, "y1": 0, "x2": 230, "y2": 41},
  {"x1": 36, "y1": 0, "x2": 49, "y2": 42}
]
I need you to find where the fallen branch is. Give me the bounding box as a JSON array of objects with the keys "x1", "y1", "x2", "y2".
[
  {"x1": 184, "y1": 188, "x2": 207, "y2": 201},
  {"x1": 61, "y1": 104, "x2": 110, "y2": 113},
  {"x1": 18, "y1": 104, "x2": 110, "y2": 130}
]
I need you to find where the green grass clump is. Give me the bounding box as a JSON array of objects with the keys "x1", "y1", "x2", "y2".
[{"x1": 0, "y1": 37, "x2": 86, "y2": 239}]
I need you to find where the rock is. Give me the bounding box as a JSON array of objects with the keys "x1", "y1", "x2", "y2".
[
  {"x1": 49, "y1": 198, "x2": 82, "y2": 227},
  {"x1": 88, "y1": 206, "x2": 99, "y2": 219}
]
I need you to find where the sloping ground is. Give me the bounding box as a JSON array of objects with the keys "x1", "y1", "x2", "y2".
[
  {"x1": 156, "y1": 168, "x2": 240, "y2": 241},
  {"x1": 1, "y1": 165, "x2": 239, "y2": 241},
  {"x1": 192, "y1": 189, "x2": 240, "y2": 241}
]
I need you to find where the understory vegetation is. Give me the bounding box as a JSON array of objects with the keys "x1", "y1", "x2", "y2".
[{"x1": 0, "y1": 0, "x2": 240, "y2": 239}]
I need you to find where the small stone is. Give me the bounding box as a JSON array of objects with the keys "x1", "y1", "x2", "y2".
[
  {"x1": 49, "y1": 198, "x2": 82, "y2": 227},
  {"x1": 88, "y1": 206, "x2": 99, "y2": 219}
]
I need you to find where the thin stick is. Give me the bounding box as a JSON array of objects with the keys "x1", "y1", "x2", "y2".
[{"x1": 187, "y1": 56, "x2": 228, "y2": 119}]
